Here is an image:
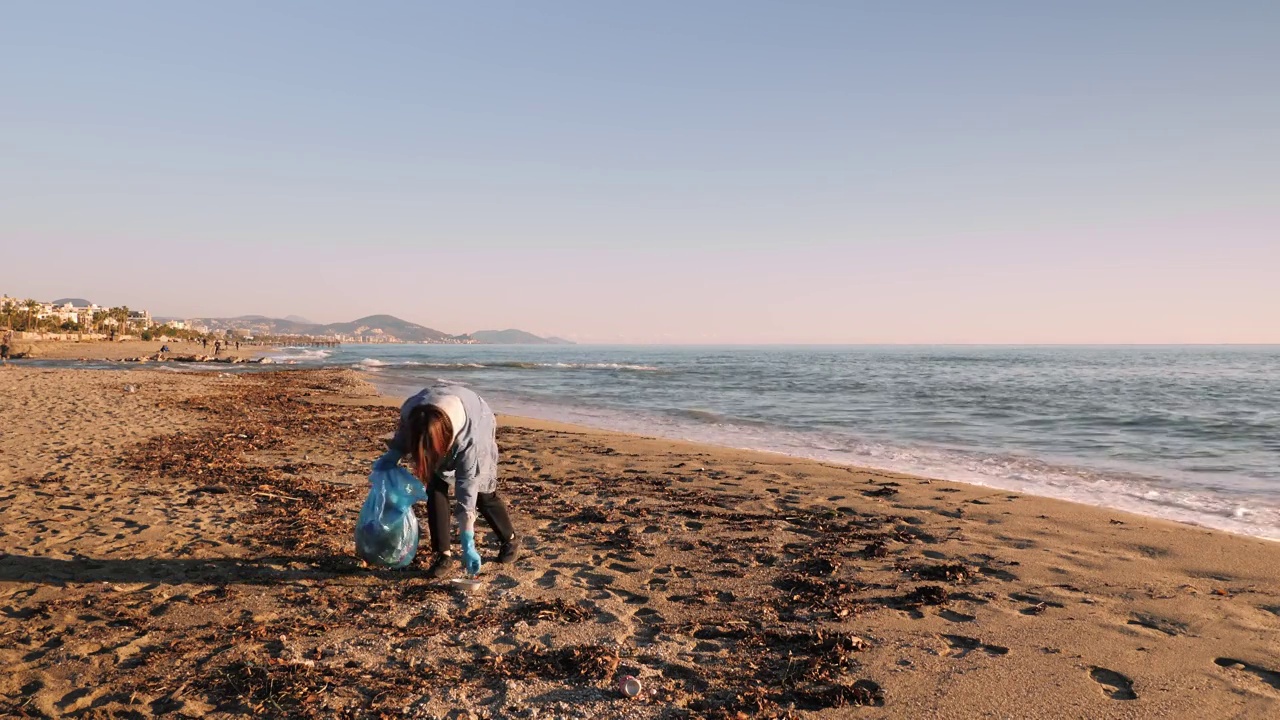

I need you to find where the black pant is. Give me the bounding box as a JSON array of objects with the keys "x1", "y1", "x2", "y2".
[{"x1": 426, "y1": 476, "x2": 515, "y2": 555}]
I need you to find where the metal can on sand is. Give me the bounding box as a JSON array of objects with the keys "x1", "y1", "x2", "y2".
[{"x1": 619, "y1": 675, "x2": 642, "y2": 698}]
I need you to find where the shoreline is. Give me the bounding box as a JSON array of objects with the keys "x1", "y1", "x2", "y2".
[
  {"x1": 2, "y1": 366, "x2": 1277, "y2": 717},
  {"x1": 8, "y1": 347, "x2": 1276, "y2": 542},
  {"x1": 6, "y1": 348, "x2": 1276, "y2": 542},
  {"x1": 14, "y1": 338, "x2": 278, "y2": 363},
  {"x1": 363, "y1": 374, "x2": 1280, "y2": 544}
]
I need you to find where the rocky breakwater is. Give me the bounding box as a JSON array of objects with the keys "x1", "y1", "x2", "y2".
[{"x1": 123, "y1": 355, "x2": 276, "y2": 365}]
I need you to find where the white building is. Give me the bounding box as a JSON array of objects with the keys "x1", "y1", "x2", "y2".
[{"x1": 41, "y1": 302, "x2": 102, "y2": 326}]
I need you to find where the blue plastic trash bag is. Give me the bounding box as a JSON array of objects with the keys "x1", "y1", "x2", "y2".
[{"x1": 355, "y1": 466, "x2": 428, "y2": 568}]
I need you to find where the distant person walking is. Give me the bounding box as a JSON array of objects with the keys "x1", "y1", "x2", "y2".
[
  {"x1": 214, "y1": 340, "x2": 222, "y2": 356},
  {"x1": 1, "y1": 328, "x2": 12, "y2": 364}
]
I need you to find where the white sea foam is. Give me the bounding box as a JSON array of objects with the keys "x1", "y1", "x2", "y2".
[
  {"x1": 273, "y1": 347, "x2": 332, "y2": 362},
  {"x1": 476, "y1": 395, "x2": 1280, "y2": 542},
  {"x1": 351, "y1": 360, "x2": 658, "y2": 372}
]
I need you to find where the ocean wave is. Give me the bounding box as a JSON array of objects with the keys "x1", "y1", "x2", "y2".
[
  {"x1": 274, "y1": 347, "x2": 333, "y2": 362},
  {"x1": 668, "y1": 408, "x2": 771, "y2": 428},
  {"x1": 475, "y1": 361, "x2": 661, "y2": 371},
  {"x1": 760, "y1": 438, "x2": 1280, "y2": 540},
  {"x1": 475, "y1": 396, "x2": 1280, "y2": 542},
  {"x1": 352, "y1": 360, "x2": 660, "y2": 372},
  {"x1": 555, "y1": 362, "x2": 661, "y2": 371}
]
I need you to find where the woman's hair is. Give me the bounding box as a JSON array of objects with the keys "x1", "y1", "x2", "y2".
[{"x1": 406, "y1": 404, "x2": 453, "y2": 481}]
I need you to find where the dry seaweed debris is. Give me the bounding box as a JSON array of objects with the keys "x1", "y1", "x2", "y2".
[
  {"x1": 904, "y1": 562, "x2": 975, "y2": 583},
  {"x1": 485, "y1": 644, "x2": 621, "y2": 682},
  {"x1": 905, "y1": 584, "x2": 950, "y2": 606}
]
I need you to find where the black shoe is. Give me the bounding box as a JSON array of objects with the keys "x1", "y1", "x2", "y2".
[
  {"x1": 427, "y1": 552, "x2": 454, "y2": 578},
  {"x1": 497, "y1": 537, "x2": 520, "y2": 564}
]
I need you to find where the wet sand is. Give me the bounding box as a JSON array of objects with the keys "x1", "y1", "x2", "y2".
[{"x1": 1, "y1": 367, "x2": 1278, "y2": 718}]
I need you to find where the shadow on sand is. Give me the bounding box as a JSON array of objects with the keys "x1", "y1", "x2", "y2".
[{"x1": 0, "y1": 553, "x2": 418, "y2": 586}]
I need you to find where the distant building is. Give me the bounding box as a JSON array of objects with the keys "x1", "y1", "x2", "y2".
[
  {"x1": 38, "y1": 302, "x2": 79, "y2": 325},
  {"x1": 74, "y1": 304, "x2": 101, "y2": 328},
  {"x1": 128, "y1": 310, "x2": 153, "y2": 328},
  {"x1": 41, "y1": 301, "x2": 103, "y2": 327}
]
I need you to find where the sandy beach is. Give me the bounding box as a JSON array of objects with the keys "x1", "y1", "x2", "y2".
[
  {"x1": 1, "y1": 366, "x2": 1278, "y2": 719},
  {"x1": 13, "y1": 339, "x2": 271, "y2": 363}
]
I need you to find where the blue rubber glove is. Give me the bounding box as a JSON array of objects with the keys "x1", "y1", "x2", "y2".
[
  {"x1": 373, "y1": 449, "x2": 402, "y2": 472},
  {"x1": 459, "y1": 530, "x2": 482, "y2": 575}
]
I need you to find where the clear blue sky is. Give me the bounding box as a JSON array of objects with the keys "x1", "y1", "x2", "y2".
[{"x1": 3, "y1": 1, "x2": 1277, "y2": 343}]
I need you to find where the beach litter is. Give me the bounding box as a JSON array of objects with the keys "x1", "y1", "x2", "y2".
[
  {"x1": 354, "y1": 466, "x2": 427, "y2": 568},
  {"x1": 618, "y1": 674, "x2": 643, "y2": 698},
  {"x1": 450, "y1": 577, "x2": 484, "y2": 593}
]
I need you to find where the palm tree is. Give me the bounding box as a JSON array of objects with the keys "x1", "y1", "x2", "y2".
[
  {"x1": 117, "y1": 306, "x2": 132, "y2": 335},
  {"x1": 1, "y1": 299, "x2": 14, "y2": 329},
  {"x1": 92, "y1": 310, "x2": 109, "y2": 335},
  {"x1": 23, "y1": 299, "x2": 39, "y2": 332}
]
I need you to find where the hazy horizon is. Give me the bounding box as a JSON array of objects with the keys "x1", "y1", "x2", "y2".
[{"x1": 4, "y1": 2, "x2": 1277, "y2": 344}]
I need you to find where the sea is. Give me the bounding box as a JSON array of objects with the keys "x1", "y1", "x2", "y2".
[{"x1": 45, "y1": 344, "x2": 1280, "y2": 540}]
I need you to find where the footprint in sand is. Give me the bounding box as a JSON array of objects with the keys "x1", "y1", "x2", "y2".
[
  {"x1": 1090, "y1": 667, "x2": 1138, "y2": 700},
  {"x1": 593, "y1": 610, "x2": 622, "y2": 625},
  {"x1": 1009, "y1": 592, "x2": 1065, "y2": 614},
  {"x1": 57, "y1": 687, "x2": 110, "y2": 714},
  {"x1": 573, "y1": 569, "x2": 616, "y2": 587},
  {"x1": 491, "y1": 575, "x2": 520, "y2": 590},
  {"x1": 942, "y1": 634, "x2": 1009, "y2": 658},
  {"x1": 1215, "y1": 658, "x2": 1280, "y2": 690},
  {"x1": 1127, "y1": 613, "x2": 1188, "y2": 637},
  {"x1": 22, "y1": 636, "x2": 65, "y2": 663}
]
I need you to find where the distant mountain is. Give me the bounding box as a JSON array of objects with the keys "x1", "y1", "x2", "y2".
[
  {"x1": 182, "y1": 314, "x2": 470, "y2": 343},
  {"x1": 284, "y1": 315, "x2": 314, "y2": 324},
  {"x1": 222, "y1": 315, "x2": 320, "y2": 335},
  {"x1": 323, "y1": 315, "x2": 457, "y2": 343},
  {"x1": 51, "y1": 298, "x2": 93, "y2": 306},
  {"x1": 470, "y1": 329, "x2": 574, "y2": 345}
]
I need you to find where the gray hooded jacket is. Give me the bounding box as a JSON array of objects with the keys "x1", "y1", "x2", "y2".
[{"x1": 390, "y1": 385, "x2": 498, "y2": 531}]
